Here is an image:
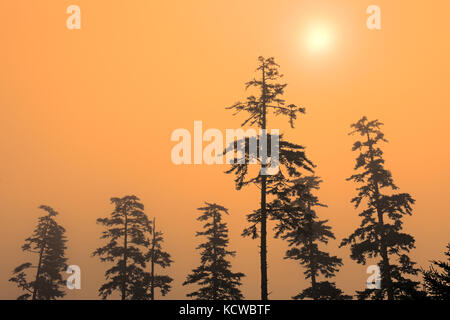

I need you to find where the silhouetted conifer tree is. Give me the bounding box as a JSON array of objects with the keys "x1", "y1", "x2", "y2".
[
  {"x1": 272, "y1": 176, "x2": 350, "y2": 300},
  {"x1": 93, "y1": 195, "x2": 150, "y2": 300},
  {"x1": 183, "y1": 203, "x2": 245, "y2": 300},
  {"x1": 145, "y1": 217, "x2": 173, "y2": 300},
  {"x1": 341, "y1": 117, "x2": 421, "y2": 300},
  {"x1": 423, "y1": 243, "x2": 450, "y2": 299},
  {"x1": 226, "y1": 56, "x2": 312, "y2": 300},
  {"x1": 10, "y1": 205, "x2": 67, "y2": 300}
]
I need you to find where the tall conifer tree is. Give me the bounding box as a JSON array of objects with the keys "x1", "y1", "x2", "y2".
[
  {"x1": 183, "y1": 203, "x2": 245, "y2": 300},
  {"x1": 10, "y1": 205, "x2": 68, "y2": 300},
  {"x1": 272, "y1": 176, "x2": 350, "y2": 300},
  {"x1": 145, "y1": 217, "x2": 173, "y2": 300},
  {"x1": 341, "y1": 117, "x2": 420, "y2": 299},
  {"x1": 226, "y1": 56, "x2": 312, "y2": 299},
  {"x1": 93, "y1": 195, "x2": 150, "y2": 300}
]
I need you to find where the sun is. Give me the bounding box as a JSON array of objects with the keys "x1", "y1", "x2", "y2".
[{"x1": 305, "y1": 24, "x2": 333, "y2": 54}]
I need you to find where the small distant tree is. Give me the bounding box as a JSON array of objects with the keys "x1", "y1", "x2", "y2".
[
  {"x1": 272, "y1": 176, "x2": 350, "y2": 300},
  {"x1": 422, "y1": 243, "x2": 450, "y2": 300},
  {"x1": 10, "y1": 205, "x2": 68, "y2": 300},
  {"x1": 93, "y1": 195, "x2": 150, "y2": 300},
  {"x1": 183, "y1": 203, "x2": 245, "y2": 300},
  {"x1": 146, "y1": 217, "x2": 174, "y2": 300},
  {"x1": 341, "y1": 117, "x2": 421, "y2": 300}
]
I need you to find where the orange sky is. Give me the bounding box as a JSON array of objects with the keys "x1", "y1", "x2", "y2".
[{"x1": 0, "y1": 0, "x2": 449, "y2": 299}]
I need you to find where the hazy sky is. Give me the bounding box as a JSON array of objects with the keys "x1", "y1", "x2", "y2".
[{"x1": 0, "y1": 0, "x2": 449, "y2": 299}]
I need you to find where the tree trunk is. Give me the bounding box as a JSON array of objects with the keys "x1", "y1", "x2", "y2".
[
  {"x1": 366, "y1": 132, "x2": 394, "y2": 300},
  {"x1": 260, "y1": 177, "x2": 268, "y2": 300},
  {"x1": 212, "y1": 211, "x2": 218, "y2": 300},
  {"x1": 310, "y1": 272, "x2": 317, "y2": 300},
  {"x1": 260, "y1": 64, "x2": 268, "y2": 301},
  {"x1": 122, "y1": 211, "x2": 128, "y2": 300},
  {"x1": 376, "y1": 207, "x2": 394, "y2": 300},
  {"x1": 32, "y1": 244, "x2": 45, "y2": 300},
  {"x1": 32, "y1": 216, "x2": 49, "y2": 300},
  {"x1": 307, "y1": 203, "x2": 317, "y2": 300},
  {"x1": 150, "y1": 218, "x2": 156, "y2": 300}
]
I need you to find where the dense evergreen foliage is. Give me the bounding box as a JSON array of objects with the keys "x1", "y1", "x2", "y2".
[
  {"x1": 10, "y1": 205, "x2": 68, "y2": 300},
  {"x1": 183, "y1": 203, "x2": 245, "y2": 300},
  {"x1": 271, "y1": 176, "x2": 350, "y2": 299},
  {"x1": 341, "y1": 117, "x2": 421, "y2": 300},
  {"x1": 93, "y1": 195, "x2": 151, "y2": 299},
  {"x1": 423, "y1": 243, "x2": 450, "y2": 299}
]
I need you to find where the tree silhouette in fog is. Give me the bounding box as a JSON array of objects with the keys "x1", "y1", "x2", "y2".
[
  {"x1": 145, "y1": 217, "x2": 173, "y2": 300},
  {"x1": 93, "y1": 195, "x2": 151, "y2": 300},
  {"x1": 10, "y1": 205, "x2": 67, "y2": 300},
  {"x1": 422, "y1": 243, "x2": 450, "y2": 299},
  {"x1": 341, "y1": 117, "x2": 422, "y2": 300},
  {"x1": 271, "y1": 176, "x2": 350, "y2": 300},
  {"x1": 225, "y1": 56, "x2": 311, "y2": 300},
  {"x1": 183, "y1": 202, "x2": 245, "y2": 300}
]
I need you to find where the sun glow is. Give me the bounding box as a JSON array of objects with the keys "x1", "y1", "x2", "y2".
[{"x1": 305, "y1": 23, "x2": 334, "y2": 54}]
